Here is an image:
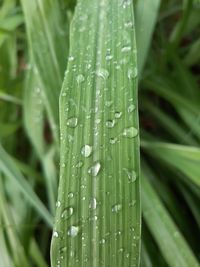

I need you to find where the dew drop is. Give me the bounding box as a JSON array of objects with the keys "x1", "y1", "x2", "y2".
[
  {"x1": 76, "y1": 161, "x2": 83, "y2": 168},
  {"x1": 105, "y1": 100, "x2": 113, "y2": 107},
  {"x1": 121, "y1": 46, "x2": 131, "y2": 53},
  {"x1": 81, "y1": 145, "x2": 92, "y2": 157},
  {"x1": 89, "y1": 198, "x2": 97, "y2": 210},
  {"x1": 61, "y1": 207, "x2": 74, "y2": 219},
  {"x1": 128, "y1": 67, "x2": 138, "y2": 79},
  {"x1": 128, "y1": 104, "x2": 135, "y2": 113},
  {"x1": 106, "y1": 55, "x2": 113, "y2": 61},
  {"x1": 67, "y1": 117, "x2": 78, "y2": 128},
  {"x1": 123, "y1": 127, "x2": 138, "y2": 138},
  {"x1": 124, "y1": 21, "x2": 133, "y2": 28},
  {"x1": 68, "y1": 192, "x2": 74, "y2": 198},
  {"x1": 115, "y1": 111, "x2": 122, "y2": 119},
  {"x1": 96, "y1": 68, "x2": 109, "y2": 80},
  {"x1": 68, "y1": 56, "x2": 75, "y2": 61},
  {"x1": 112, "y1": 204, "x2": 122, "y2": 213},
  {"x1": 76, "y1": 74, "x2": 85, "y2": 84},
  {"x1": 124, "y1": 168, "x2": 137, "y2": 182},
  {"x1": 106, "y1": 120, "x2": 115, "y2": 128},
  {"x1": 56, "y1": 201, "x2": 61, "y2": 208},
  {"x1": 88, "y1": 162, "x2": 101, "y2": 176},
  {"x1": 67, "y1": 226, "x2": 79, "y2": 237},
  {"x1": 110, "y1": 137, "x2": 118, "y2": 144},
  {"x1": 53, "y1": 231, "x2": 59, "y2": 237}
]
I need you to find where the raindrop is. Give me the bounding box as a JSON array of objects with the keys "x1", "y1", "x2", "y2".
[
  {"x1": 124, "y1": 168, "x2": 137, "y2": 182},
  {"x1": 81, "y1": 145, "x2": 92, "y2": 157},
  {"x1": 68, "y1": 56, "x2": 75, "y2": 62},
  {"x1": 68, "y1": 192, "x2": 74, "y2": 198},
  {"x1": 115, "y1": 111, "x2": 122, "y2": 119},
  {"x1": 89, "y1": 198, "x2": 97, "y2": 210},
  {"x1": 121, "y1": 46, "x2": 131, "y2": 53},
  {"x1": 67, "y1": 226, "x2": 79, "y2": 237},
  {"x1": 67, "y1": 117, "x2": 78, "y2": 128},
  {"x1": 61, "y1": 207, "x2": 74, "y2": 219},
  {"x1": 106, "y1": 55, "x2": 113, "y2": 61},
  {"x1": 76, "y1": 161, "x2": 83, "y2": 168},
  {"x1": 106, "y1": 120, "x2": 115, "y2": 128},
  {"x1": 76, "y1": 74, "x2": 85, "y2": 84},
  {"x1": 110, "y1": 137, "x2": 118, "y2": 144},
  {"x1": 122, "y1": 0, "x2": 132, "y2": 8},
  {"x1": 123, "y1": 127, "x2": 138, "y2": 138},
  {"x1": 128, "y1": 104, "x2": 135, "y2": 113},
  {"x1": 56, "y1": 201, "x2": 61, "y2": 208},
  {"x1": 96, "y1": 68, "x2": 109, "y2": 80},
  {"x1": 127, "y1": 67, "x2": 138, "y2": 80},
  {"x1": 88, "y1": 162, "x2": 101, "y2": 176},
  {"x1": 124, "y1": 21, "x2": 133, "y2": 28},
  {"x1": 105, "y1": 100, "x2": 113, "y2": 107},
  {"x1": 112, "y1": 204, "x2": 122, "y2": 213},
  {"x1": 53, "y1": 231, "x2": 59, "y2": 237}
]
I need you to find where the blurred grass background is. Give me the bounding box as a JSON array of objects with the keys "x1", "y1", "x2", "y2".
[{"x1": 0, "y1": 0, "x2": 199, "y2": 266}]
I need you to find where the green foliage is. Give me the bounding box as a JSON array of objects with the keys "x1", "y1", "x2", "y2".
[{"x1": 0, "y1": 0, "x2": 199, "y2": 266}]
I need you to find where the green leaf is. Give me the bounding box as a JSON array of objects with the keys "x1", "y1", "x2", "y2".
[
  {"x1": 51, "y1": 0, "x2": 140, "y2": 266},
  {"x1": 142, "y1": 165, "x2": 200, "y2": 267},
  {"x1": 0, "y1": 144, "x2": 53, "y2": 227}
]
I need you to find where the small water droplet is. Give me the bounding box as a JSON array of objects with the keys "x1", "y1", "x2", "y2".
[
  {"x1": 112, "y1": 204, "x2": 122, "y2": 213},
  {"x1": 124, "y1": 21, "x2": 133, "y2": 28},
  {"x1": 105, "y1": 100, "x2": 113, "y2": 107},
  {"x1": 67, "y1": 117, "x2": 78, "y2": 128},
  {"x1": 81, "y1": 145, "x2": 92, "y2": 157},
  {"x1": 123, "y1": 127, "x2": 138, "y2": 138},
  {"x1": 88, "y1": 162, "x2": 101, "y2": 176},
  {"x1": 68, "y1": 56, "x2": 75, "y2": 61},
  {"x1": 89, "y1": 198, "x2": 97, "y2": 210},
  {"x1": 115, "y1": 111, "x2": 122, "y2": 119},
  {"x1": 76, "y1": 161, "x2": 83, "y2": 168},
  {"x1": 56, "y1": 201, "x2": 61, "y2": 208},
  {"x1": 128, "y1": 104, "x2": 135, "y2": 113},
  {"x1": 67, "y1": 226, "x2": 79, "y2": 237},
  {"x1": 106, "y1": 55, "x2": 113, "y2": 61},
  {"x1": 124, "y1": 168, "x2": 137, "y2": 182},
  {"x1": 61, "y1": 207, "x2": 74, "y2": 219},
  {"x1": 68, "y1": 192, "x2": 74, "y2": 198},
  {"x1": 110, "y1": 137, "x2": 118, "y2": 144},
  {"x1": 127, "y1": 67, "x2": 138, "y2": 79},
  {"x1": 76, "y1": 74, "x2": 85, "y2": 84},
  {"x1": 106, "y1": 120, "x2": 115, "y2": 128},
  {"x1": 121, "y1": 46, "x2": 131, "y2": 53},
  {"x1": 122, "y1": 0, "x2": 132, "y2": 8},
  {"x1": 53, "y1": 231, "x2": 59, "y2": 237},
  {"x1": 100, "y1": 238, "x2": 106, "y2": 244},
  {"x1": 96, "y1": 68, "x2": 109, "y2": 80}
]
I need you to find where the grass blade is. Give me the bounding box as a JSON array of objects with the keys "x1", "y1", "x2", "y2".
[{"x1": 51, "y1": 0, "x2": 140, "y2": 266}]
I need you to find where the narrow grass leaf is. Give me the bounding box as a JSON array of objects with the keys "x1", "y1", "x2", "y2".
[
  {"x1": 51, "y1": 0, "x2": 140, "y2": 266},
  {"x1": 142, "y1": 166, "x2": 199, "y2": 267}
]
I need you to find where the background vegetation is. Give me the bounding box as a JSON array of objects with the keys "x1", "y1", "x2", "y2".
[{"x1": 0, "y1": 0, "x2": 199, "y2": 266}]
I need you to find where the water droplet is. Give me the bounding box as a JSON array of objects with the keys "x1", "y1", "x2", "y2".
[
  {"x1": 105, "y1": 100, "x2": 113, "y2": 107},
  {"x1": 123, "y1": 127, "x2": 138, "y2": 138},
  {"x1": 110, "y1": 137, "x2": 118, "y2": 144},
  {"x1": 127, "y1": 67, "x2": 138, "y2": 80},
  {"x1": 124, "y1": 21, "x2": 133, "y2": 28},
  {"x1": 106, "y1": 55, "x2": 113, "y2": 61},
  {"x1": 106, "y1": 120, "x2": 115, "y2": 128},
  {"x1": 81, "y1": 145, "x2": 92, "y2": 157},
  {"x1": 67, "y1": 117, "x2": 78, "y2": 128},
  {"x1": 61, "y1": 207, "x2": 74, "y2": 219},
  {"x1": 53, "y1": 231, "x2": 59, "y2": 237},
  {"x1": 112, "y1": 204, "x2": 122, "y2": 213},
  {"x1": 122, "y1": 0, "x2": 132, "y2": 8},
  {"x1": 89, "y1": 198, "x2": 97, "y2": 210},
  {"x1": 88, "y1": 162, "x2": 101, "y2": 176},
  {"x1": 128, "y1": 104, "x2": 135, "y2": 113},
  {"x1": 68, "y1": 192, "x2": 74, "y2": 198},
  {"x1": 68, "y1": 56, "x2": 75, "y2": 61},
  {"x1": 124, "y1": 168, "x2": 137, "y2": 182},
  {"x1": 76, "y1": 74, "x2": 85, "y2": 84},
  {"x1": 121, "y1": 46, "x2": 131, "y2": 53},
  {"x1": 67, "y1": 226, "x2": 79, "y2": 237},
  {"x1": 76, "y1": 161, "x2": 83, "y2": 168},
  {"x1": 56, "y1": 201, "x2": 61, "y2": 208},
  {"x1": 100, "y1": 238, "x2": 106, "y2": 244},
  {"x1": 115, "y1": 111, "x2": 122, "y2": 119},
  {"x1": 96, "y1": 68, "x2": 109, "y2": 80}
]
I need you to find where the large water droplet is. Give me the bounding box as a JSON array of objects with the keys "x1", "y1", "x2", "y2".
[
  {"x1": 67, "y1": 117, "x2": 78, "y2": 128},
  {"x1": 53, "y1": 231, "x2": 59, "y2": 237},
  {"x1": 56, "y1": 201, "x2": 61, "y2": 208},
  {"x1": 96, "y1": 68, "x2": 109, "y2": 80},
  {"x1": 106, "y1": 120, "x2": 115, "y2": 128},
  {"x1": 88, "y1": 162, "x2": 101, "y2": 176},
  {"x1": 76, "y1": 74, "x2": 85, "y2": 84},
  {"x1": 67, "y1": 226, "x2": 79, "y2": 237},
  {"x1": 123, "y1": 127, "x2": 138, "y2": 138},
  {"x1": 112, "y1": 204, "x2": 122, "y2": 213},
  {"x1": 61, "y1": 207, "x2": 74, "y2": 219},
  {"x1": 81, "y1": 145, "x2": 92, "y2": 157}
]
